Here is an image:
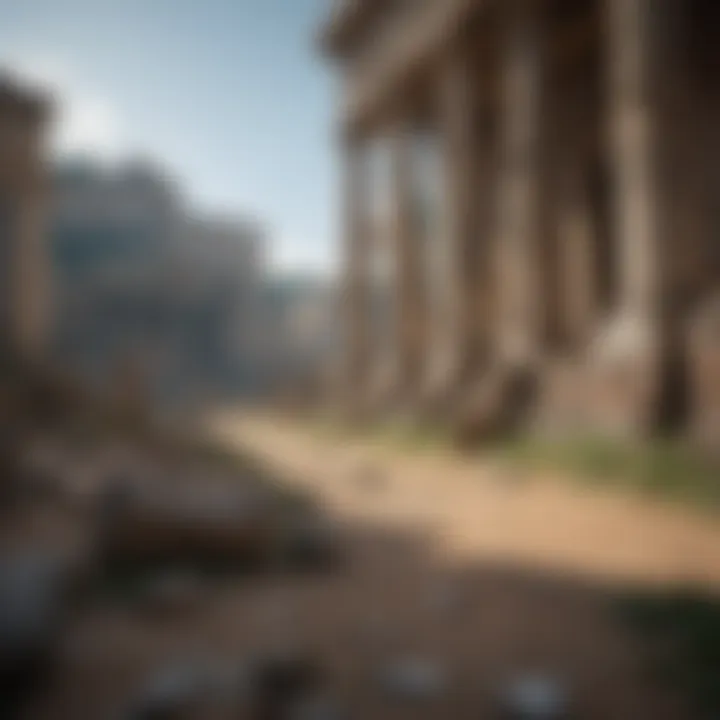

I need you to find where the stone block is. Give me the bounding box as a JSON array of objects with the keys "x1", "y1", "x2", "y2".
[
  {"x1": 688, "y1": 294, "x2": 720, "y2": 450},
  {"x1": 96, "y1": 479, "x2": 275, "y2": 570},
  {"x1": 584, "y1": 314, "x2": 662, "y2": 437}
]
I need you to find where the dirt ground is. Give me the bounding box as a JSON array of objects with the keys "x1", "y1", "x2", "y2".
[{"x1": 18, "y1": 413, "x2": 720, "y2": 719}]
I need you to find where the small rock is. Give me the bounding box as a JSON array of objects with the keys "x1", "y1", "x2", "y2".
[
  {"x1": 288, "y1": 694, "x2": 345, "y2": 720},
  {"x1": 279, "y1": 518, "x2": 338, "y2": 572},
  {"x1": 125, "y1": 661, "x2": 210, "y2": 719},
  {"x1": 0, "y1": 552, "x2": 75, "y2": 714},
  {"x1": 427, "y1": 580, "x2": 463, "y2": 616},
  {"x1": 249, "y1": 650, "x2": 322, "y2": 717},
  {"x1": 139, "y1": 571, "x2": 205, "y2": 615},
  {"x1": 379, "y1": 657, "x2": 448, "y2": 702},
  {"x1": 500, "y1": 674, "x2": 569, "y2": 720}
]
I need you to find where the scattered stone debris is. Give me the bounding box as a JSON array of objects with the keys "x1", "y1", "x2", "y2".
[
  {"x1": 0, "y1": 551, "x2": 77, "y2": 715},
  {"x1": 379, "y1": 656, "x2": 449, "y2": 702},
  {"x1": 124, "y1": 660, "x2": 212, "y2": 719},
  {"x1": 16, "y1": 450, "x2": 64, "y2": 504},
  {"x1": 288, "y1": 693, "x2": 345, "y2": 720},
  {"x1": 427, "y1": 579, "x2": 464, "y2": 617},
  {"x1": 277, "y1": 516, "x2": 340, "y2": 572},
  {"x1": 96, "y1": 480, "x2": 276, "y2": 571},
  {"x1": 499, "y1": 674, "x2": 570, "y2": 720},
  {"x1": 138, "y1": 569, "x2": 206, "y2": 615},
  {"x1": 352, "y1": 611, "x2": 396, "y2": 656},
  {"x1": 248, "y1": 649, "x2": 323, "y2": 720}
]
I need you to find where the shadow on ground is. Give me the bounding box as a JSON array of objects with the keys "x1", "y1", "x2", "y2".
[{"x1": 8, "y1": 489, "x2": 718, "y2": 720}]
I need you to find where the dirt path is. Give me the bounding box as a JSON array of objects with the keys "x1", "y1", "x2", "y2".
[
  {"x1": 211, "y1": 412, "x2": 720, "y2": 591},
  {"x1": 23, "y1": 414, "x2": 720, "y2": 719}
]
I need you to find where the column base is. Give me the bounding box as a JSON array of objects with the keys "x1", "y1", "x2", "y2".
[
  {"x1": 688, "y1": 294, "x2": 720, "y2": 451},
  {"x1": 583, "y1": 312, "x2": 663, "y2": 438},
  {"x1": 418, "y1": 356, "x2": 463, "y2": 421},
  {"x1": 453, "y1": 361, "x2": 539, "y2": 445}
]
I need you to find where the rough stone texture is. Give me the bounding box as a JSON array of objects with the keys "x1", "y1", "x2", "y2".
[
  {"x1": 688, "y1": 295, "x2": 720, "y2": 450},
  {"x1": 326, "y1": 0, "x2": 720, "y2": 440},
  {"x1": 453, "y1": 364, "x2": 538, "y2": 445},
  {"x1": 0, "y1": 79, "x2": 51, "y2": 360},
  {"x1": 0, "y1": 551, "x2": 77, "y2": 716},
  {"x1": 96, "y1": 479, "x2": 275, "y2": 569},
  {"x1": 584, "y1": 314, "x2": 662, "y2": 437}
]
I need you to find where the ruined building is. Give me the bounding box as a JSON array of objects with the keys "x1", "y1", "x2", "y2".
[
  {"x1": 0, "y1": 77, "x2": 50, "y2": 362},
  {"x1": 321, "y1": 0, "x2": 720, "y2": 443}
]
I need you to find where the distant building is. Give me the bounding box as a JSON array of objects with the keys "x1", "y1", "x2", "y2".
[
  {"x1": 50, "y1": 161, "x2": 182, "y2": 392},
  {"x1": 171, "y1": 215, "x2": 265, "y2": 399},
  {"x1": 256, "y1": 275, "x2": 337, "y2": 400},
  {"x1": 0, "y1": 76, "x2": 51, "y2": 361},
  {"x1": 49, "y1": 160, "x2": 264, "y2": 408}
]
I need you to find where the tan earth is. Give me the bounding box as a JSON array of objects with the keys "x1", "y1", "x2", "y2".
[{"x1": 22, "y1": 412, "x2": 720, "y2": 719}]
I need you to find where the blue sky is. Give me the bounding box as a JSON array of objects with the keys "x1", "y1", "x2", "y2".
[{"x1": 0, "y1": 0, "x2": 338, "y2": 274}]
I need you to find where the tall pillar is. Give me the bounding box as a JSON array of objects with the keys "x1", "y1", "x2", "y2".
[
  {"x1": 340, "y1": 135, "x2": 370, "y2": 416},
  {"x1": 558, "y1": 157, "x2": 597, "y2": 346},
  {"x1": 496, "y1": 0, "x2": 544, "y2": 365},
  {"x1": 390, "y1": 119, "x2": 423, "y2": 406},
  {"x1": 425, "y1": 39, "x2": 478, "y2": 406},
  {"x1": 592, "y1": 0, "x2": 671, "y2": 432},
  {"x1": 608, "y1": 0, "x2": 663, "y2": 323}
]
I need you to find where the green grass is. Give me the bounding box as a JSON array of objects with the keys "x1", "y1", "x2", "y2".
[
  {"x1": 617, "y1": 590, "x2": 720, "y2": 717},
  {"x1": 307, "y1": 411, "x2": 720, "y2": 510},
  {"x1": 494, "y1": 435, "x2": 720, "y2": 512}
]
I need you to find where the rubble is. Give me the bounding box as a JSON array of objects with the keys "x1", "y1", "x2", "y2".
[
  {"x1": 124, "y1": 660, "x2": 212, "y2": 720},
  {"x1": 379, "y1": 656, "x2": 449, "y2": 702},
  {"x1": 96, "y1": 478, "x2": 277, "y2": 570},
  {"x1": 247, "y1": 649, "x2": 323, "y2": 720},
  {"x1": 137, "y1": 569, "x2": 207, "y2": 615},
  {"x1": 276, "y1": 516, "x2": 340, "y2": 572},
  {"x1": 0, "y1": 551, "x2": 78, "y2": 715},
  {"x1": 499, "y1": 674, "x2": 570, "y2": 720}
]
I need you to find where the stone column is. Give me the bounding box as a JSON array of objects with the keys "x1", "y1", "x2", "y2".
[
  {"x1": 558, "y1": 158, "x2": 596, "y2": 346},
  {"x1": 389, "y1": 119, "x2": 423, "y2": 407},
  {"x1": 425, "y1": 39, "x2": 477, "y2": 406},
  {"x1": 496, "y1": 0, "x2": 544, "y2": 365},
  {"x1": 608, "y1": 0, "x2": 662, "y2": 323},
  {"x1": 340, "y1": 135, "x2": 370, "y2": 416},
  {"x1": 592, "y1": 0, "x2": 669, "y2": 433}
]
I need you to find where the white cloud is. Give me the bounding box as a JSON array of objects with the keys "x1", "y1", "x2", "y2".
[
  {"x1": 1, "y1": 52, "x2": 126, "y2": 162},
  {"x1": 270, "y1": 231, "x2": 337, "y2": 278}
]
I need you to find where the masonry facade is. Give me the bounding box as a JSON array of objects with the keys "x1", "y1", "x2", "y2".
[
  {"x1": 321, "y1": 0, "x2": 720, "y2": 444},
  {"x1": 0, "y1": 79, "x2": 50, "y2": 362}
]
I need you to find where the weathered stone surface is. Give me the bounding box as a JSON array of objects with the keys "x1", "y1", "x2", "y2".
[
  {"x1": 138, "y1": 570, "x2": 206, "y2": 615},
  {"x1": 688, "y1": 294, "x2": 720, "y2": 450},
  {"x1": 584, "y1": 314, "x2": 662, "y2": 437},
  {"x1": 125, "y1": 661, "x2": 211, "y2": 720},
  {"x1": 499, "y1": 674, "x2": 569, "y2": 720},
  {"x1": 96, "y1": 478, "x2": 275, "y2": 569},
  {"x1": 276, "y1": 516, "x2": 339, "y2": 572},
  {"x1": 379, "y1": 656, "x2": 448, "y2": 702},
  {"x1": 288, "y1": 694, "x2": 345, "y2": 720},
  {"x1": 248, "y1": 650, "x2": 322, "y2": 719},
  {"x1": 0, "y1": 551, "x2": 76, "y2": 715},
  {"x1": 454, "y1": 365, "x2": 538, "y2": 445},
  {"x1": 325, "y1": 0, "x2": 720, "y2": 443}
]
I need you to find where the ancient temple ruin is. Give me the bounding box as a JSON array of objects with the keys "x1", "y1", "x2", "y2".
[
  {"x1": 0, "y1": 77, "x2": 50, "y2": 361},
  {"x1": 321, "y1": 0, "x2": 720, "y2": 443}
]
